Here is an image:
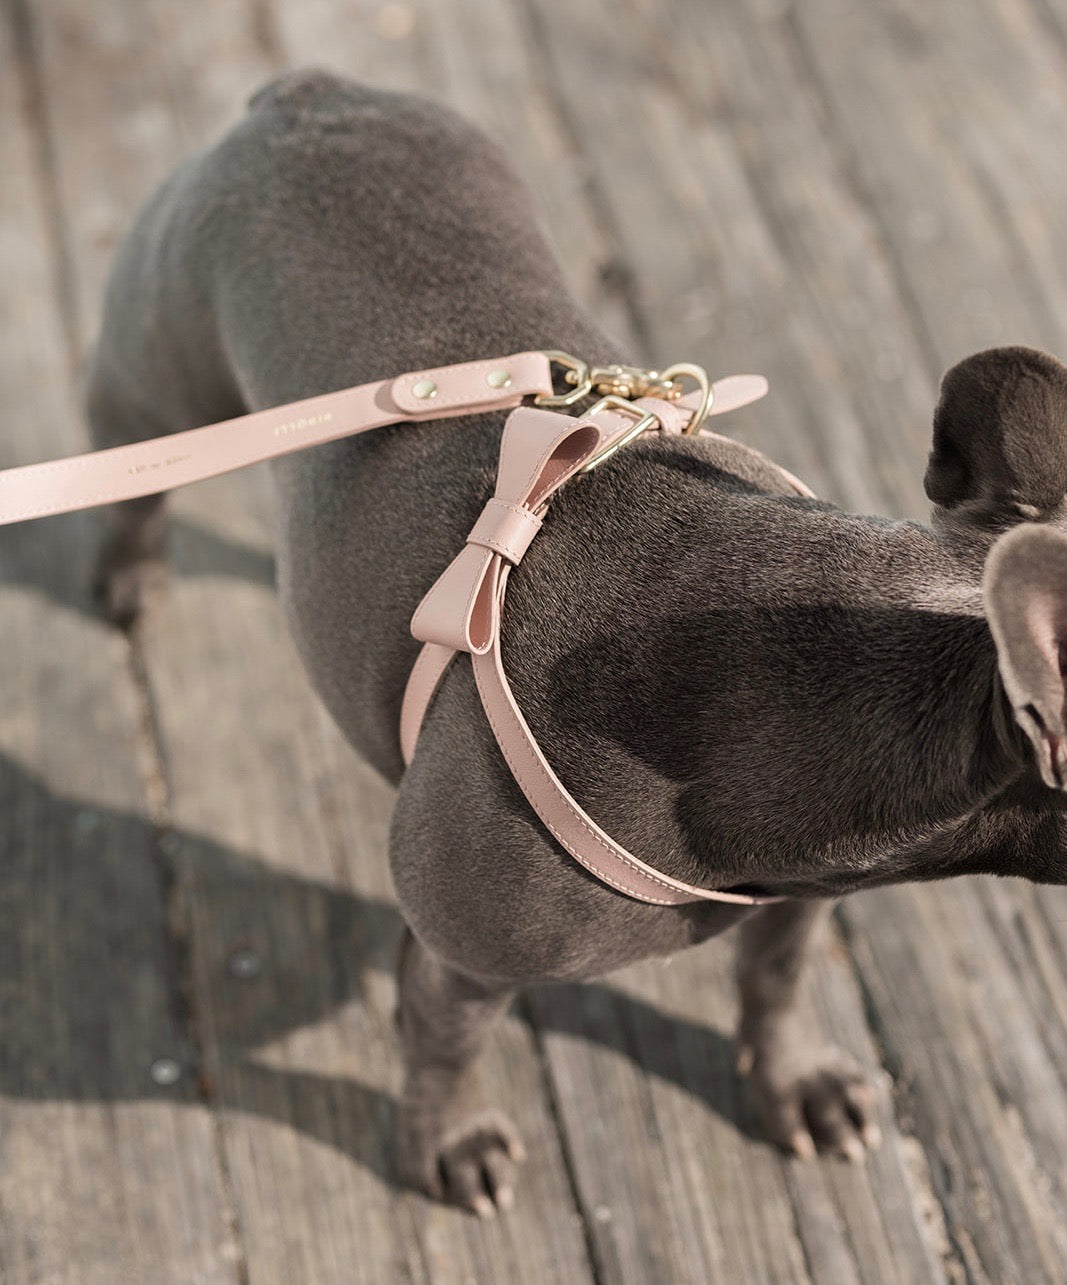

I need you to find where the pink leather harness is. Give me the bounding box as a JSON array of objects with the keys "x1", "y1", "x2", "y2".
[{"x1": 0, "y1": 351, "x2": 814, "y2": 906}]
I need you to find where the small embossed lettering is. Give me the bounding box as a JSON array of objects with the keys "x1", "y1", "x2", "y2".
[
  {"x1": 273, "y1": 411, "x2": 333, "y2": 438},
  {"x1": 128, "y1": 453, "x2": 192, "y2": 477}
]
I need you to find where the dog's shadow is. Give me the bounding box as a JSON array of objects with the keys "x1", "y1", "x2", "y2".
[
  {"x1": 0, "y1": 511, "x2": 756, "y2": 1193},
  {"x1": 0, "y1": 750, "x2": 757, "y2": 1190}
]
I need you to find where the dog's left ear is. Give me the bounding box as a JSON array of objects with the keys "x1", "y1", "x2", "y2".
[
  {"x1": 984, "y1": 523, "x2": 1067, "y2": 788},
  {"x1": 925, "y1": 346, "x2": 1067, "y2": 523}
]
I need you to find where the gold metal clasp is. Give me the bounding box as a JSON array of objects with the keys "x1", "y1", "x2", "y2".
[
  {"x1": 587, "y1": 364, "x2": 680, "y2": 401},
  {"x1": 534, "y1": 350, "x2": 593, "y2": 407},
  {"x1": 536, "y1": 350, "x2": 713, "y2": 435},
  {"x1": 660, "y1": 362, "x2": 713, "y2": 435}
]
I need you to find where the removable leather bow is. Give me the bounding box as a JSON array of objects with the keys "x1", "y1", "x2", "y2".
[
  {"x1": 410, "y1": 377, "x2": 779, "y2": 658},
  {"x1": 410, "y1": 405, "x2": 642, "y2": 654}
]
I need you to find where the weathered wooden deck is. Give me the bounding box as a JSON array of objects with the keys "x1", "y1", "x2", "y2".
[{"x1": 3, "y1": 1, "x2": 1067, "y2": 1281}]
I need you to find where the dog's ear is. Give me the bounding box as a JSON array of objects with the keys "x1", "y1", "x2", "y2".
[
  {"x1": 924, "y1": 346, "x2": 1067, "y2": 523},
  {"x1": 984, "y1": 523, "x2": 1067, "y2": 788}
]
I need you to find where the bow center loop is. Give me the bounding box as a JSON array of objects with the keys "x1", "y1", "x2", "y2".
[
  {"x1": 467, "y1": 498, "x2": 543, "y2": 565},
  {"x1": 410, "y1": 407, "x2": 608, "y2": 658}
]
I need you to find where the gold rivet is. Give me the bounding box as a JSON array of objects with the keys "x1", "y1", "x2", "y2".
[
  {"x1": 411, "y1": 378, "x2": 437, "y2": 399},
  {"x1": 486, "y1": 369, "x2": 512, "y2": 389}
]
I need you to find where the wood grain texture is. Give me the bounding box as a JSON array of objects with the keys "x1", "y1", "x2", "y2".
[
  {"x1": 19, "y1": 0, "x2": 597, "y2": 1280},
  {"x1": 776, "y1": 3, "x2": 1067, "y2": 1279},
  {"x1": 4, "y1": 0, "x2": 1067, "y2": 1281},
  {"x1": 0, "y1": 3, "x2": 240, "y2": 1281}
]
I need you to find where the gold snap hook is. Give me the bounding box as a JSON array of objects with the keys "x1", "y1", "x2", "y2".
[
  {"x1": 588, "y1": 364, "x2": 680, "y2": 400},
  {"x1": 536, "y1": 350, "x2": 713, "y2": 435},
  {"x1": 535, "y1": 350, "x2": 593, "y2": 407}
]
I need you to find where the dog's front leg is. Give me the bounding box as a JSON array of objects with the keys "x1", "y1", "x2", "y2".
[
  {"x1": 395, "y1": 927, "x2": 525, "y2": 1215},
  {"x1": 736, "y1": 900, "x2": 881, "y2": 1160}
]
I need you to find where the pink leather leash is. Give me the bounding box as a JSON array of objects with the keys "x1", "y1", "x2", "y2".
[
  {"x1": 0, "y1": 350, "x2": 812, "y2": 906},
  {"x1": 0, "y1": 352, "x2": 553, "y2": 525}
]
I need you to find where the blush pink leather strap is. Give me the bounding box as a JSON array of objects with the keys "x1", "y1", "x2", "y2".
[
  {"x1": 402, "y1": 392, "x2": 813, "y2": 906},
  {"x1": 0, "y1": 351, "x2": 553, "y2": 525}
]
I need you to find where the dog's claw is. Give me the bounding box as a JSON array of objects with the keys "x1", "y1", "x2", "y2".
[
  {"x1": 400, "y1": 1107, "x2": 525, "y2": 1215},
  {"x1": 789, "y1": 1130, "x2": 816, "y2": 1160},
  {"x1": 471, "y1": 1194, "x2": 495, "y2": 1219},
  {"x1": 840, "y1": 1134, "x2": 867, "y2": 1163},
  {"x1": 744, "y1": 1044, "x2": 882, "y2": 1163},
  {"x1": 862, "y1": 1121, "x2": 883, "y2": 1149}
]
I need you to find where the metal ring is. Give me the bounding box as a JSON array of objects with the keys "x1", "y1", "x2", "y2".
[
  {"x1": 580, "y1": 395, "x2": 665, "y2": 472},
  {"x1": 661, "y1": 362, "x2": 713, "y2": 434}
]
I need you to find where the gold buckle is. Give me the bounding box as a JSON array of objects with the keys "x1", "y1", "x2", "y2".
[
  {"x1": 536, "y1": 350, "x2": 713, "y2": 435},
  {"x1": 580, "y1": 395, "x2": 666, "y2": 473}
]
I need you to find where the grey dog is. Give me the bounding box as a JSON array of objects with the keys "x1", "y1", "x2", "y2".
[{"x1": 86, "y1": 70, "x2": 1067, "y2": 1215}]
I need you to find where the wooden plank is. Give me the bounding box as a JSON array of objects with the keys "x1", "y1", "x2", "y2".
[
  {"x1": 0, "y1": 4, "x2": 241, "y2": 1282},
  {"x1": 525, "y1": 924, "x2": 949, "y2": 1285},
  {"x1": 839, "y1": 881, "x2": 1067, "y2": 1282},
  {"x1": 764, "y1": 2, "x2": 1067, "y2": 1280},
  {"x1": 486, "y1": 1, "x2": 966, "y2": 1279},
  {"x1": 27, "y1": 0, "x2": 597, "y2": 1279},
  {"x1": 785, "y1": 0, "x2": 1067, "y2": 368},
  {"x1": 513, "y1": 0, "x2": 943, "y2": 519}
]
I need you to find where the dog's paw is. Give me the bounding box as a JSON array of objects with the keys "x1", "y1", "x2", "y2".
[
  {"x1": 398, "y1": 1108, "x2": 526, "y2": 1216},
  {"x1": 738, "y1": 1043, "x2": 881, "y2": 1162},
  {"x1": 92, "y1": 555, "x2": 169, "y2": 628}
]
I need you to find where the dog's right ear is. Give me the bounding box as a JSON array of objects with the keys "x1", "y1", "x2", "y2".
[
  {"x1": 984, "y1": 523, "x2": 1067, "y2": 788},
  {"x1": 925, "y1": 347, "x2": 1067, "y2": 524}
]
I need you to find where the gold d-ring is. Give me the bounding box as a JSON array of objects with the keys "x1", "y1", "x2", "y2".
[
  {"x1": 580, "y1": 395, "x2": 666, "y2": 472},
  {"x1": 660, "y1": 362, "x2": 713, "y2": 434}
]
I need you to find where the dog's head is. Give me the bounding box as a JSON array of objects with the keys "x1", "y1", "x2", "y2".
[
  {"x1": 925, "y1": 346, "x2": 1067, "y2": 792},
  {"x1": 926, "y1": 345, "x2": 1067, "y2": 527}
]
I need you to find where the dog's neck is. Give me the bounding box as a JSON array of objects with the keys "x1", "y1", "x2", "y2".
[
  {"x1": 509, "y1": 456, "x2": 1062, "y2": 899},
  {"x1": 727, "y1": 617, "x2": 1036, "y2": 898},
  {"x1": 675, "y1": 596, "x2": 1031, "y2": 899}
]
